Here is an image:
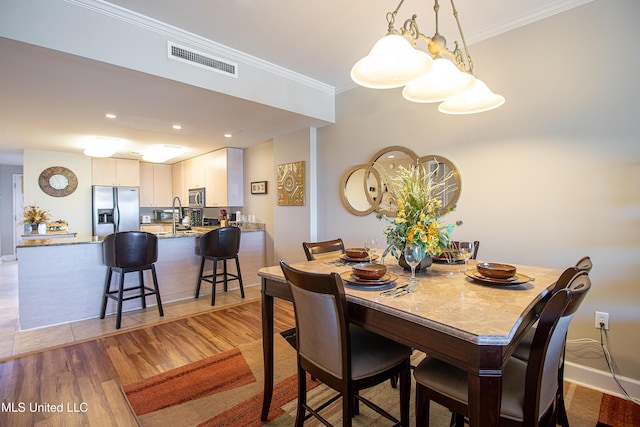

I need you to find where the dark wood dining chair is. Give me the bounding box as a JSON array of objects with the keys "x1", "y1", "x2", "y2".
[
  {"x1": 451, "y1": 240, "x2": 480, "y2": 259},
  {"x1": 302, "y1": 238, "x2": 345, "y2": 261},
  {"x1": 414, "y1": 271, "x2": 591, "y2": 427},
  {"x1": 280, "y1": 260, "x2": 411, "y2": 426},
  {"x1": 511, "y1": 256, "x2": 592, "y2": 427}
]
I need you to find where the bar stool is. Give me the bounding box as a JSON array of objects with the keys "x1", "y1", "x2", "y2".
[
  {"x1": 195, "y1": 227, "x2": 245, "y2": 306},
  {"x1": 100, "y1": 231, "x2": 164, "y2": 329}
]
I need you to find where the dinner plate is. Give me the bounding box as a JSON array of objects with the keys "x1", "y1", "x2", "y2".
[
  {"x1": 464, "y1": 270, "x2": 532, "y2": 286},
  {"x1": 340, "y1": 254, "x2": 379, "y2": 262},
  {"x1": 340, "y1": 271, "x2": 397, "y2": 287}
]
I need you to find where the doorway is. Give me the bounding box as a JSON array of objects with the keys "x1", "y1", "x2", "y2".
[{"x1": 10, "y1": 174, "x2": 24, "y2": 261}]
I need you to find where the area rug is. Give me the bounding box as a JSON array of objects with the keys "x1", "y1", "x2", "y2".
[
  {"x1": 597, "y1": 393, "x2": 640, "y2": 427},
  {"x1": 123, "y1": 348, "x2": 255, "y2": 416},
  {"x1": 123, "y1": 334, "x2": 303, "y2": 426}
]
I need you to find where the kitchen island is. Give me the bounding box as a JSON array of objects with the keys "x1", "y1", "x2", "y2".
[{"x1": 16, "y1": 227, "x2": 265, "y2": 330}]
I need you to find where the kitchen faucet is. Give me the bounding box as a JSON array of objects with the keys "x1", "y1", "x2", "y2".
[{"x1": 172, "y1": 196, "x2": 183, "y2": 234}]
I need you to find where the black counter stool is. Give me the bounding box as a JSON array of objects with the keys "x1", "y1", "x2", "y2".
[
  {"x1": 195, "y1": 227, "x2": 245, "y2": 305},
  {"x1": 100, "y1": 231, "x2": 164, "y2": 329}
]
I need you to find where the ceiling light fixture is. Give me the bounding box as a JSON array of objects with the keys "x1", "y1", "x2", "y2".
[
  {"x1": 351, "y1": 0, "x2": 504, "y2": 114},
  {"x1": 105, "y1": 113, "x2": 117, "y2": 119},
  {"x1": 83, "y1": 136, "x2": 124, "y2": 158},
  {"x1": 224, "y1": 133, "x2": 232, "y2": 138},
  {"x1": 142, "y1": 144, "x2": 185, "y2": 163},
  {"x1": 172, "y1": 124, "x2": 182, "y2": 130}
]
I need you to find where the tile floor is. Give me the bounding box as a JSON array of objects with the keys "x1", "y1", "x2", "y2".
[{"x1": 0, "y1": 260, "x2": 261, "y2": 361}]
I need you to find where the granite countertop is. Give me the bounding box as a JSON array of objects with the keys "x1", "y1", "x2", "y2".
[{"x1": 16, "y1": 224, "x2": 265, "y2": 248}]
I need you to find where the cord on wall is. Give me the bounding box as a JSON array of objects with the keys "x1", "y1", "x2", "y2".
[{"x1": 567, "y1": 325, "x2": 640, "y2": 405}]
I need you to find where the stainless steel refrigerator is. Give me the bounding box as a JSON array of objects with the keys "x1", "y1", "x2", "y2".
[{"x1": 92, "y1": 186, "x2": 140, "y2": 236}]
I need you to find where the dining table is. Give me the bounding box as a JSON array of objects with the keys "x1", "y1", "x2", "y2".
[{"x1": 258, "y1": 254, "x2": 562, "y2": 426}]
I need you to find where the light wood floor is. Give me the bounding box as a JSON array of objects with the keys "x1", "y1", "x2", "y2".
[
  {"x1": 0, "y1": 260, "x2": 265, "y2": 361},
  {"x1": 0, "y1": 259, "x2": 297, "y2": 426}
]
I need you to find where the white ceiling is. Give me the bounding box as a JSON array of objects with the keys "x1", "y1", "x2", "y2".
[{"x1": 0, "y1": 0, "x2": 591, "y2": 165}]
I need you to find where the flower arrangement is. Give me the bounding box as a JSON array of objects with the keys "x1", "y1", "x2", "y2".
[
  {"x1": 21, "y1": 205, "x2": 51, "y2": 225},
  {"x1": 378, "y1": 163, "x2": 462, "y2": 260}
]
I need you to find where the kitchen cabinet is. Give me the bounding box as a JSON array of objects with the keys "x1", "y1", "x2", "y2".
[
  {"x1": 172, "y1": 162, "x2": 186, "y2": 202},
  {"x1": 205, "y1": 147, "x2": 243, "y2": 206},
  {"x1": 183, "y1": 155, "x2": 206, "y2": 190},
  {"x1": 92, "y1": 158, "x2": 140, "y2": 186},
  {"x1": 140, "y1": 163, "x2": 172, "y2": 207}
]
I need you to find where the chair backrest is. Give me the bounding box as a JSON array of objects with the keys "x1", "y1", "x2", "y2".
[
  {"x1": 302, "y1": 238, "x2": 345, "y2": 261},
  {"x1": 574, "y1": 256, "x2": 593, "y2": 272},
  {"x1": 280, "y1": 260, "x2": 350, "y2": 381},
  {"x1": 451, "y1": 240, "x2": 480, "y2": 259},
  {"x1": 199, "y1": 227, "x2": 241, "y2": 258},
  {"x1": 524, "y1": 271, "x2": 591, "y2": 424},
  {"x1": 103, "y1": 231, "x2": 158, "y2": 268}
]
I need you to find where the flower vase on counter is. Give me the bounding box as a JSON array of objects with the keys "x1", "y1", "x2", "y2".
[{"x1": 37, "y1": 223, "x2": 47, "y2": 235}]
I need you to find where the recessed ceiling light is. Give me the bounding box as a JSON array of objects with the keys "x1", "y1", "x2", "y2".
[
  {"x1": 172, "y1": 124, "x2": 182, "y2": 130},
  {"x1": 105, "y1": 113, "x2": 117, "y2": 119},
  {"x1": 224, "y1": 133, "x2": 232, "y2": 138}
]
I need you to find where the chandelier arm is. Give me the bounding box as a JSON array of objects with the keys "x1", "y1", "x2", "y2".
[{"x1": 450, "y1": 0, "x2": 474, "y2": 75}]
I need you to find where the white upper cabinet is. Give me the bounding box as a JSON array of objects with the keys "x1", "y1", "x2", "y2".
[
  {"x1": 140, "y1": 163, "x2": 172, "y2": 207},
  {"x1": 205, "y1": 147, "x2": 243, "y2": 207},
  {"x1": 92, "y1": 158, "x2": 140, "y2": 187}
]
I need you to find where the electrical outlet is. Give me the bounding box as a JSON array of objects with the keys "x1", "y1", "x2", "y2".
[{"x1": 595, "y1": 311, "x2": 609, "y2": 330}]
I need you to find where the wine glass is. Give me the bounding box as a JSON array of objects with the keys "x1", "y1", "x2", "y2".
[
  {"x1": 458, "y1": 241, "x2": 475, "y2": 272},
  {"x1": 404, "y1": 243, "x2": 425, "y2": 284},
  {"x1": 364, "y1": 237, "x2": 377, "y2": 263}
]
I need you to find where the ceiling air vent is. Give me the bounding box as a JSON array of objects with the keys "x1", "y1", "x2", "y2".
[{"x1": 167, "y1": 41, "x2": 238, "y2": 77}]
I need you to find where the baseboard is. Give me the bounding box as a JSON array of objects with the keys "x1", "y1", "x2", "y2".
[
  {"x1": 1, "y1": 255, "x2": 17, "y2": 262},
  {"x1": 565, "y1": 361, "x2": 640, "y2": 399}
]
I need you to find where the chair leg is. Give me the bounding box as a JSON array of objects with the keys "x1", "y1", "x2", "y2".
[
  {"x1": 295, "y1": 367, "x2": 307, "y2": 427},
  {"x1": 211, "y1": 258, "x2": 217, "y2": 306},
  {"x1": 115, "y1": 272, "x2": 125, "y2": 329},
  {"x1": 235, "y1": 255, "x2": 245, "y2": 298},
  {"x1": 150, "y1": 264, "x2": 163, "y2": 317},
  {"x1": 138, "y1": 270, "x2": 146, "y2": 309},
  {"x1": 222, "y1": 259, "x2": 228, "y2": 292},
  {"x1": 195, "y1": 257, "x2": 205, "y2": 298},
  {"x1": 100, "y1": 268, "x2": 113, "y2": 319}
]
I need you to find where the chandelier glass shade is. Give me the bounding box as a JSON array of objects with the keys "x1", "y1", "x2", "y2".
[
  {"x1": 438, "y1": 78, "x2": 505, "y2": 114},
  {"x1": 350, "y1": 34, "x2": 432, "y2": 89},
  {"x1": 351, "y1": 0, "x2": 504, "y2": 114},
  {"x1": 402, "y1": 57, "x2": 475, "y2": 103}
]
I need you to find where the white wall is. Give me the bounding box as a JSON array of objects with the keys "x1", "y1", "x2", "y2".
[
  {"x1": 273, "y1": 128, "x2": 313, "y2": 264},
  {"x1": 317, "y1": 0, "x2": 640, "y2": 386},
  {"x1": 23, "y1": 150, "x2": 93, "y2": 236},
  {"x1": 243, "y1": 140, "x2": 276, "y2": 265}
]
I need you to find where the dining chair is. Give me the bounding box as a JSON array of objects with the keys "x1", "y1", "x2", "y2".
[
  {"x1": 451, "y1": 240, "x2": 480, "y2": 259},
  {"x1": 280, "y1": 260, "x2": 412, "y2": 426},
  {"x1": 512, "y1": 256, "x2": 592, "y2": 427},
  {"x1": 302, "y1": 238, "x2": 346, "y2": 261},
  {"x1": 413, "y1": 271, "x2": 591, "y2": 427}
]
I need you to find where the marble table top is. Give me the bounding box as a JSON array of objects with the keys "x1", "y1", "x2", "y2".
[{"x1": 258, "y1": 257, "x2": 562, "y2": 345}]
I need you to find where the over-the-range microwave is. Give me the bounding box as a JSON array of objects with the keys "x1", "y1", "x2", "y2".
[{"x1": 189, "y1": 188, "x2": 205, "y2": 208}]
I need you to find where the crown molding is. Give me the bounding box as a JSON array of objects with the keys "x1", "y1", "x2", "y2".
[{"x1": 64, "y1": 0, "x2": 335, "y2": 95}]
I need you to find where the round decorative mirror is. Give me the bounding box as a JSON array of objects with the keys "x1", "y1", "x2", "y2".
[
  {"x1": 420, "y1": 155, "x2": 461, "y2": 216},
  {"x1": 340, "y1": 147, "x2": 461, "y2": 217}
]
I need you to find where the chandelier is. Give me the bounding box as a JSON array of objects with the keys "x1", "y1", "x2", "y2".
[{"x1": 350, "y1": 0, "x2": 504, "y2": 114}]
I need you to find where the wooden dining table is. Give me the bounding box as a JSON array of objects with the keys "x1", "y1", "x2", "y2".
[{"x1": 258, "y1": 256, "x2": 562, "y2": 426}]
